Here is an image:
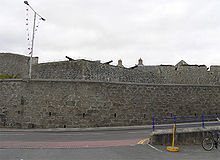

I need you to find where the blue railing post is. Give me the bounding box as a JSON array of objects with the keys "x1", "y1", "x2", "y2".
[
  {"x1": 153, "y1": 116, "x2": 155, "y2": 131},
  {"x1": 174, "y1": 115, "x2": 176, "y2": 126},
  {"x1": 202, "y1": 113, "x2": 205, "y2": 128}
]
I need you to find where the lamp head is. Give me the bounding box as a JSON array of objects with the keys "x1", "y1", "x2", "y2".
[
  {"x1": 24, "y1": 1, "x2": 29, "y2": 5},
  {"x1": 41, "y1": 17, "x2": 46, "y2": 21}
]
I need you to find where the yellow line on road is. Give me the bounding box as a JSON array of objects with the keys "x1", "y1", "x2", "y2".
[{"x1": 137, "y1": 138, "x2": 148, "y2": 144}]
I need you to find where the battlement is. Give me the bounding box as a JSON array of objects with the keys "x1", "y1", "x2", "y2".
[
  {"x1": 210, "y1": 66, "x2": 220, "y2": 72},
  {"x1": 0, "y1": 53, "x2": 220, "y2": 85},
  {"x1": 32, "y1": 58, "x2": 163, "y2": 83}
]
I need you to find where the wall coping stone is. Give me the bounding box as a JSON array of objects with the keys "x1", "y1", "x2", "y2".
[
  {"x1": 151, "y1": 125, "x2": 220, "y2": 135},
  {"x1": 1, "y1": 78, "x2": 220, "y2": 87}
]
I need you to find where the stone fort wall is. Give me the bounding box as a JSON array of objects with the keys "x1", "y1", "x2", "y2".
[
  {"x1": 1, "y1": 53, "x2": 220, "y2": 85},
  {"x1": 32, "y1": 60, "x2": 164, "y2": 84},
  {"x1": 0, "y1": 53, "x2": 38, "y2": 78},
  {"x1": 136, "y1": 65, "x2": 220, "y2": 85},
  {"x1": 0, "y1": 79, "x2": 219, "y2": 129},
  {"x1": 31, "y1": 58, "x2": 220, "y2": 85}
]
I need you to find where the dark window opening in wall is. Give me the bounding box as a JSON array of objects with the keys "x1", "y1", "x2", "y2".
[
  {"x1": 114, "y1": 113, "x2": 117, "y2": 118},
  {"x1": 83, "y1": 113, "x2": 85, "y2": 118},
  {"x1": 194, "y1": 113, "x2": 197, "y2": 116},
  {"x1": 28, "y1": 123, "x2": 34, "y2": 128},
  {"x1": 18, "y1": 111, "x2": 21, "y2": 114},
  {"x1": 49, "y1": 112, "x2": 52, "y2": 116},
  {"x1": 21, "y1": 97, "x2": 24, "y2": 105},
  {"x1": 144, "y1": 114, "x2": 146, "y2": 118},
  {"x1": 170, "y1": 113, "x2": 173, "y2": 117},
  {"x1": 64, "y1": 125, "x2": 66, "y2": 128}
]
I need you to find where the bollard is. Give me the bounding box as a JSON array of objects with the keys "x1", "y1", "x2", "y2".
[{"x1": 166, "y1": 124, "x2": 179, "y2": 152}]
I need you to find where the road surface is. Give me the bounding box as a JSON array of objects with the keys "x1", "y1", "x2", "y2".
[{"x1": 0, "y1": 128, "x2": 219, "y2": 160}]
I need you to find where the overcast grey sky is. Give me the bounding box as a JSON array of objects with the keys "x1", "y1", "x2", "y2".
[{"x1": 1, "y1": 0, "x2": 220, "y2": 67}]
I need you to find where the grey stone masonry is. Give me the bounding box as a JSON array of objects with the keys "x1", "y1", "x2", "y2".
[
  {"x1": 0, "y1": 53, "x2": 38, "y2": 78},
  {"x1": 32, "y1": 59, "x2": 164, "y2": 84},
  {"x1": 136, "y1": 64, "x2": 220, "y2": 85},
  {"x1": 0, "y1": 79, "x2": 220, "y2": 129},
  {"x1": 1, "y1": 53, "x2": 220, "y2": 85}
]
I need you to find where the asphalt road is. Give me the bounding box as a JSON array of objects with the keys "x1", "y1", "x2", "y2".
[
  {"x1": 1, "y1": 144, "x2": 220, "y2": 160},
  {"x1": 0, "y1": 128, "x2": 150, "y2": 142},
  {"x1": 1, "y1": 128, "x2": 219, "y2": 160}
]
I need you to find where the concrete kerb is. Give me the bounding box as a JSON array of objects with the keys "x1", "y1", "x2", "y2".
[{"x1": 0, "y1": 125, "x2": 153, "y2": 132}]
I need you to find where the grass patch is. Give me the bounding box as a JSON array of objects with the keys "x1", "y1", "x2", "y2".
[{"x1": 0, "y1": 74, "x2": 14, "y2": 79}]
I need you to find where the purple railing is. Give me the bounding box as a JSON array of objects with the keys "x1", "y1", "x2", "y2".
[{"x1": 153, "y1": 114, "x2": 220, "y2": 131}]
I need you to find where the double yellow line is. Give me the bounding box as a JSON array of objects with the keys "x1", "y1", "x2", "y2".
[{"x1": 137, "y1": 138, "x2": 148, "y2": 144}]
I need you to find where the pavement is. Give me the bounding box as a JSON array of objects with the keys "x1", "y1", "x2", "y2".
[
  {"x1": 0, "y1": 125, "x2": 153, "y2": 132},
  {"x1": 1, "y1": 125, "x2": 220, "y2": 160}
]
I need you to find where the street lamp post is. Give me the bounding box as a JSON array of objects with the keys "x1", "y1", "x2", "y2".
[{"x1": 24, "y1": 1, "x2": 45, "y2": 79}]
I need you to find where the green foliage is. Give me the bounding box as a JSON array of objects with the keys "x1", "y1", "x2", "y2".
[{"x1": 0, "y1": 74, "x2": 14, "y2": 79}]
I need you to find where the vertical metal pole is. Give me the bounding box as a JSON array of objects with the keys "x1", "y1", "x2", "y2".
[
  {"x1": 29, "y1": 11, "x2": 36, "y2": 79},
  {"x1": 172, "y1": 124, "x2": 176, "y2": 148},
  {"x1": 174, "y1": 115, "x2": 176, "y2": 126},
  {"x1": 153, "y1": 116, "x2": 155, "y2": 131}
]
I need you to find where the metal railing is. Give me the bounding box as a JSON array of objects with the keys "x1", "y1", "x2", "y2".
[{"x1": 153, "y1": 114, "x2": 220, "y2": 131}]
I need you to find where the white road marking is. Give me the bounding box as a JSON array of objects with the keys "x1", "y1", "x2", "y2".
[
  {"x1": 147, "y1": 143, "x2": 163, "y2": 152},
  {"x1": 128, "y1": 132, "x2": 138, "y2": 134},
  {"x1": 0, "y1": 134, "x2": 25, "y2": 136},
  {"x1": 48, "y1": 133, "x2": 105, "y2": 136},
  {"x1": 0, "y1": 133, "x2": 105, "y2": 136},
  {"x1": 128, "y1": 131, "x2": 147, "y2": 134}
]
